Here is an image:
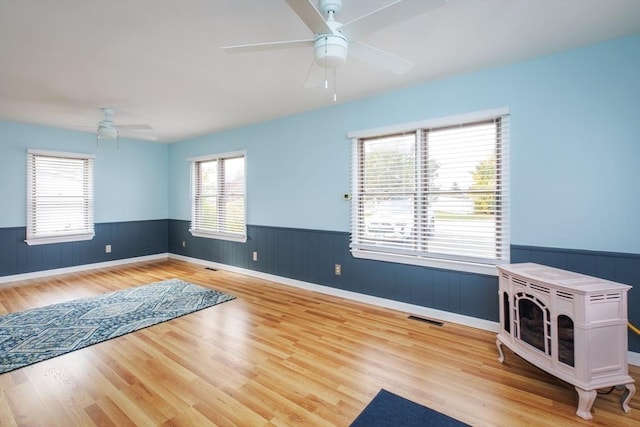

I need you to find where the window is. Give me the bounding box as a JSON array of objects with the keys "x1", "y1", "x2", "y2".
[
  {"x1": 349, "y1": 109, "x2": 509, "y2": 275},
  {"x1": 189, "y1": 151, "x2": 246, "y2": 242},
  {"x1": 26, "y1": 149, "x2": 95, "y2": 245}
]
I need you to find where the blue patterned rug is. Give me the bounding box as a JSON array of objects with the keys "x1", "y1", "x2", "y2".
[{"x1": 0, "y1": 279, "x2": 235, "y2": 374}]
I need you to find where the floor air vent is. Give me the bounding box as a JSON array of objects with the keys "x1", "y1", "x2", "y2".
[{"x1": 408, "y1": 315, "x2": 443, "y2": 327}]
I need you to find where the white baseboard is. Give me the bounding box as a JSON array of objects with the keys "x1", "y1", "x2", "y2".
[
  {"x1": 169, "y1": 253, "x2": 501, "y2": 332},
  {"x1": 2, "y1": 252, "x2": 638, "y2": 367},
  {"x1": 169, "y1": 254, "x2": 640, "y2": 367},
  {"x1": 0, "y1": 253, "x2": 169, "y2": 287}
]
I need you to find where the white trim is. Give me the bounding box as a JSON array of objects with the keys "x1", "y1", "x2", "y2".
[
  {"x1": 169, "y1": 254, "x2": 640, "y2": 367},
  {"x1": 168, "y1": 253, "x2": 499, "y2": 331},
  {"x1": 351, "y1": 248, "x2": 500, "y2": 276},
  {"x1": 1, "y1": 251, "x2": 638, "y2": 367},
  {"x1": 186, "y1": 149, "x2": 246, "y2": 162},
  {"x1": 347, "y1": 107, "x2": 510, "y2": 139},
  {"x1": 189, "y1": 151, "x2": 247, "y2": 242},
  {"x1": 0, "y1": 253, "x2": 168, "y2": 286},
  {"x1": 26, "y1": 150, "x2": 95, "y2": 245},
  {"x1": 349, "y1": 111, "x2": 510, "y2": 275},
  {"x1": 189, "y1": 229, "x2": 247, "y2": 243},
  {"x1": 25, "y1": 232, "x2": 95, "y2": 246},
  {"x1": 27, "y1": 148, "x2": 95, "y2": 159}
]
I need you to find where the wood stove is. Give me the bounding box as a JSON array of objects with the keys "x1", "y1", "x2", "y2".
[{"x1": 496, "y1": 263, "x2": 635, "y2": 420}]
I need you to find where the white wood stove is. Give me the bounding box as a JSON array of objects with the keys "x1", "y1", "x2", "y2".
[{"x1": 496, "y1": 263, "x2": 635, "y2": 420}]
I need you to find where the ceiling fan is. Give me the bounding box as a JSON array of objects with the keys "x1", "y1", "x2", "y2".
[
  {"x1": 223, "y1": 0, "x2": 446, "y2": 82},
  {"x1": 95, "y1": 107, "x2": 157, "y2": 147}
]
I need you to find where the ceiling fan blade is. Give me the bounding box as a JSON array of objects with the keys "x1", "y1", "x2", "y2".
[
  {"x1": 117, "y1": 124, "x2": 153, "y2": 130},
  {"x1": 133, "y1": 134, "x2": 160, "y2": 142},
  {"x1": 303, "y1": 58, "x2": 328, "y2": 89},
  {"x1": 117, "y1": 131, "x2": 159, "y2": 141},
  {"x1": 349, "y1": 41, "x2": 414, "y2": 74},
  {"x1": 284, "y1": 0, "x2": 332, "y2": 35},
  {"x1": 223, "y1": 39, "x2": 314, "y2": 53},
  {"x1": 339, "y1": 0, "x2": 446, "y2": 41}
]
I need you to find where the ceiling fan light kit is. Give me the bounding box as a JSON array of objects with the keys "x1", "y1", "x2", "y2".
[
  {"x1": 314, "y1": 0, "x2": 347, "y2": 68},
  {"x1": 97, "y1": 125, "x2": 118, "y2": 140},
  {"x1": 314, "y1": 34, "x2": 347, "y2": 68},
  {"x1": 97, "y1": 108, "x2": 118, "y2": 140},
  {"x1": 96, "y1": 107, "x2": 120, "y2": 150}
]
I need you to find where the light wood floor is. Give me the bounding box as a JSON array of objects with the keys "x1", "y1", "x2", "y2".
[{"x1": 0, "y1": 259, "x2": 638, "y2": 426}]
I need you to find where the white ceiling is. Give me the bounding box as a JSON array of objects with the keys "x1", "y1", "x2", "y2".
[{"x1": 1, "y1": 0, "x2": 639, "y2": 143}]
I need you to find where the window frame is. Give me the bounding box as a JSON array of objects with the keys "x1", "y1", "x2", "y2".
[
  {"x1": 188, "y1": 150, "x2": 247, "y2": 243},
  {"x1": 26, "y1": 149, "x2": 95, "y2": 246},
  {"x1": 348, "y1": 108, "x2": 509, "y2": 276}
]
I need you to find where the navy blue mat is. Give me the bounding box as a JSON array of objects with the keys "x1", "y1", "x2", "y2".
[{"x1": 351, "y1": 389, "x2": 470, "y2": 427}]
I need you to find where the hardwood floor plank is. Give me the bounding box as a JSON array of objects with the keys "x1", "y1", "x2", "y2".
[
  {"x1": 0, "y1": 259, "x2": 638, "y2": 426},
  {"x1": 0, "y1": 386, "x2": 19, "y2": 427},
  {"x1": 3, "y1": 371, "x2": 51, "y2": 426},
  {"x1": 93, "y1": 395, "x2": 141, "y2": 427},
  {"x1": 84, "y1": 402, "x2": 119, "y2": 427},
  {"x1": 191, "y1": 377, "x2": 270, "y2": 426}
]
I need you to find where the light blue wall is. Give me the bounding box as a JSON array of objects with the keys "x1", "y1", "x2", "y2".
[
  {"x1": 1, "y1": 35, "x2": 638, "y2": 254},
  {"x1": 0, "y1": 121, "x2": 168, "y2": 226},
  {"x1": 168, "y1": 107, "x2": 352, "y2": 231},
  {"x1": 168, "y1": 34, "x2": 640, "y2": 254}
]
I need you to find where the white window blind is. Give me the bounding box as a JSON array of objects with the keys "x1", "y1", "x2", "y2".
[
  {"x1": 26, "y1": 149, "x2": 95, "y2": 245},
  {"x1": 190, "y1": 152, "x2": 246, "y2": 242},
  {"x1": 351, "y1": 112, "x2": 509, "y2": 274}
]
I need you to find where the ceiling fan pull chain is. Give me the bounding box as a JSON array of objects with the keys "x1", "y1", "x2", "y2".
[
  {"x1": 324, "y1": 36, "x2": 329, "y2": 89},
  {"x1": 333, "y1": 67, "x2": 337, "y2": 102}
]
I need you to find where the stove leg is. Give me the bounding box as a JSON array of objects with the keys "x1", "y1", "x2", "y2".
[
  {"x1": 621, "y1": 383, "x2": 635, "y2": 413},
  {"x1": 575, "y1": 387, "x2": 596, "y2": 420},
  {"x1": 496, "y1": 338, "x2": 505, "y2": 363}
]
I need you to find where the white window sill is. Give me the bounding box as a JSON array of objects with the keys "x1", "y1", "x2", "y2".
[
  {"x1": 351, "y1": 248, "x2": 501, "y2": 276},
  {"x1": 26, "y1": 232, "x2": 95, "y2": 246},
  {"x1": 189, "y1": 229, "x2": 247, "y2": 243}
]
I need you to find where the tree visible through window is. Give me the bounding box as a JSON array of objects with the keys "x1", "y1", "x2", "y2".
[
  {"x1": 190, "y1": 152, "x2": 246, "y2": 242},
  {"x1": 350, "y1": 111, "x2": 509, "y2": 272}
]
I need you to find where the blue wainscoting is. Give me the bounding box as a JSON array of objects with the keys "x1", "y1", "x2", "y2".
[
  {"x1": 0, "y1": 220, "x2": 168, "y2": 276},
  {"x1": 168, "y1": 220, "x2": 640, "y2": 353},
  {"x1": 168, "y1": 220, "x2": 500, "y2": 322},
  {"x1": 3, "y1": 219, "x2": 637, "y2": 353}
]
